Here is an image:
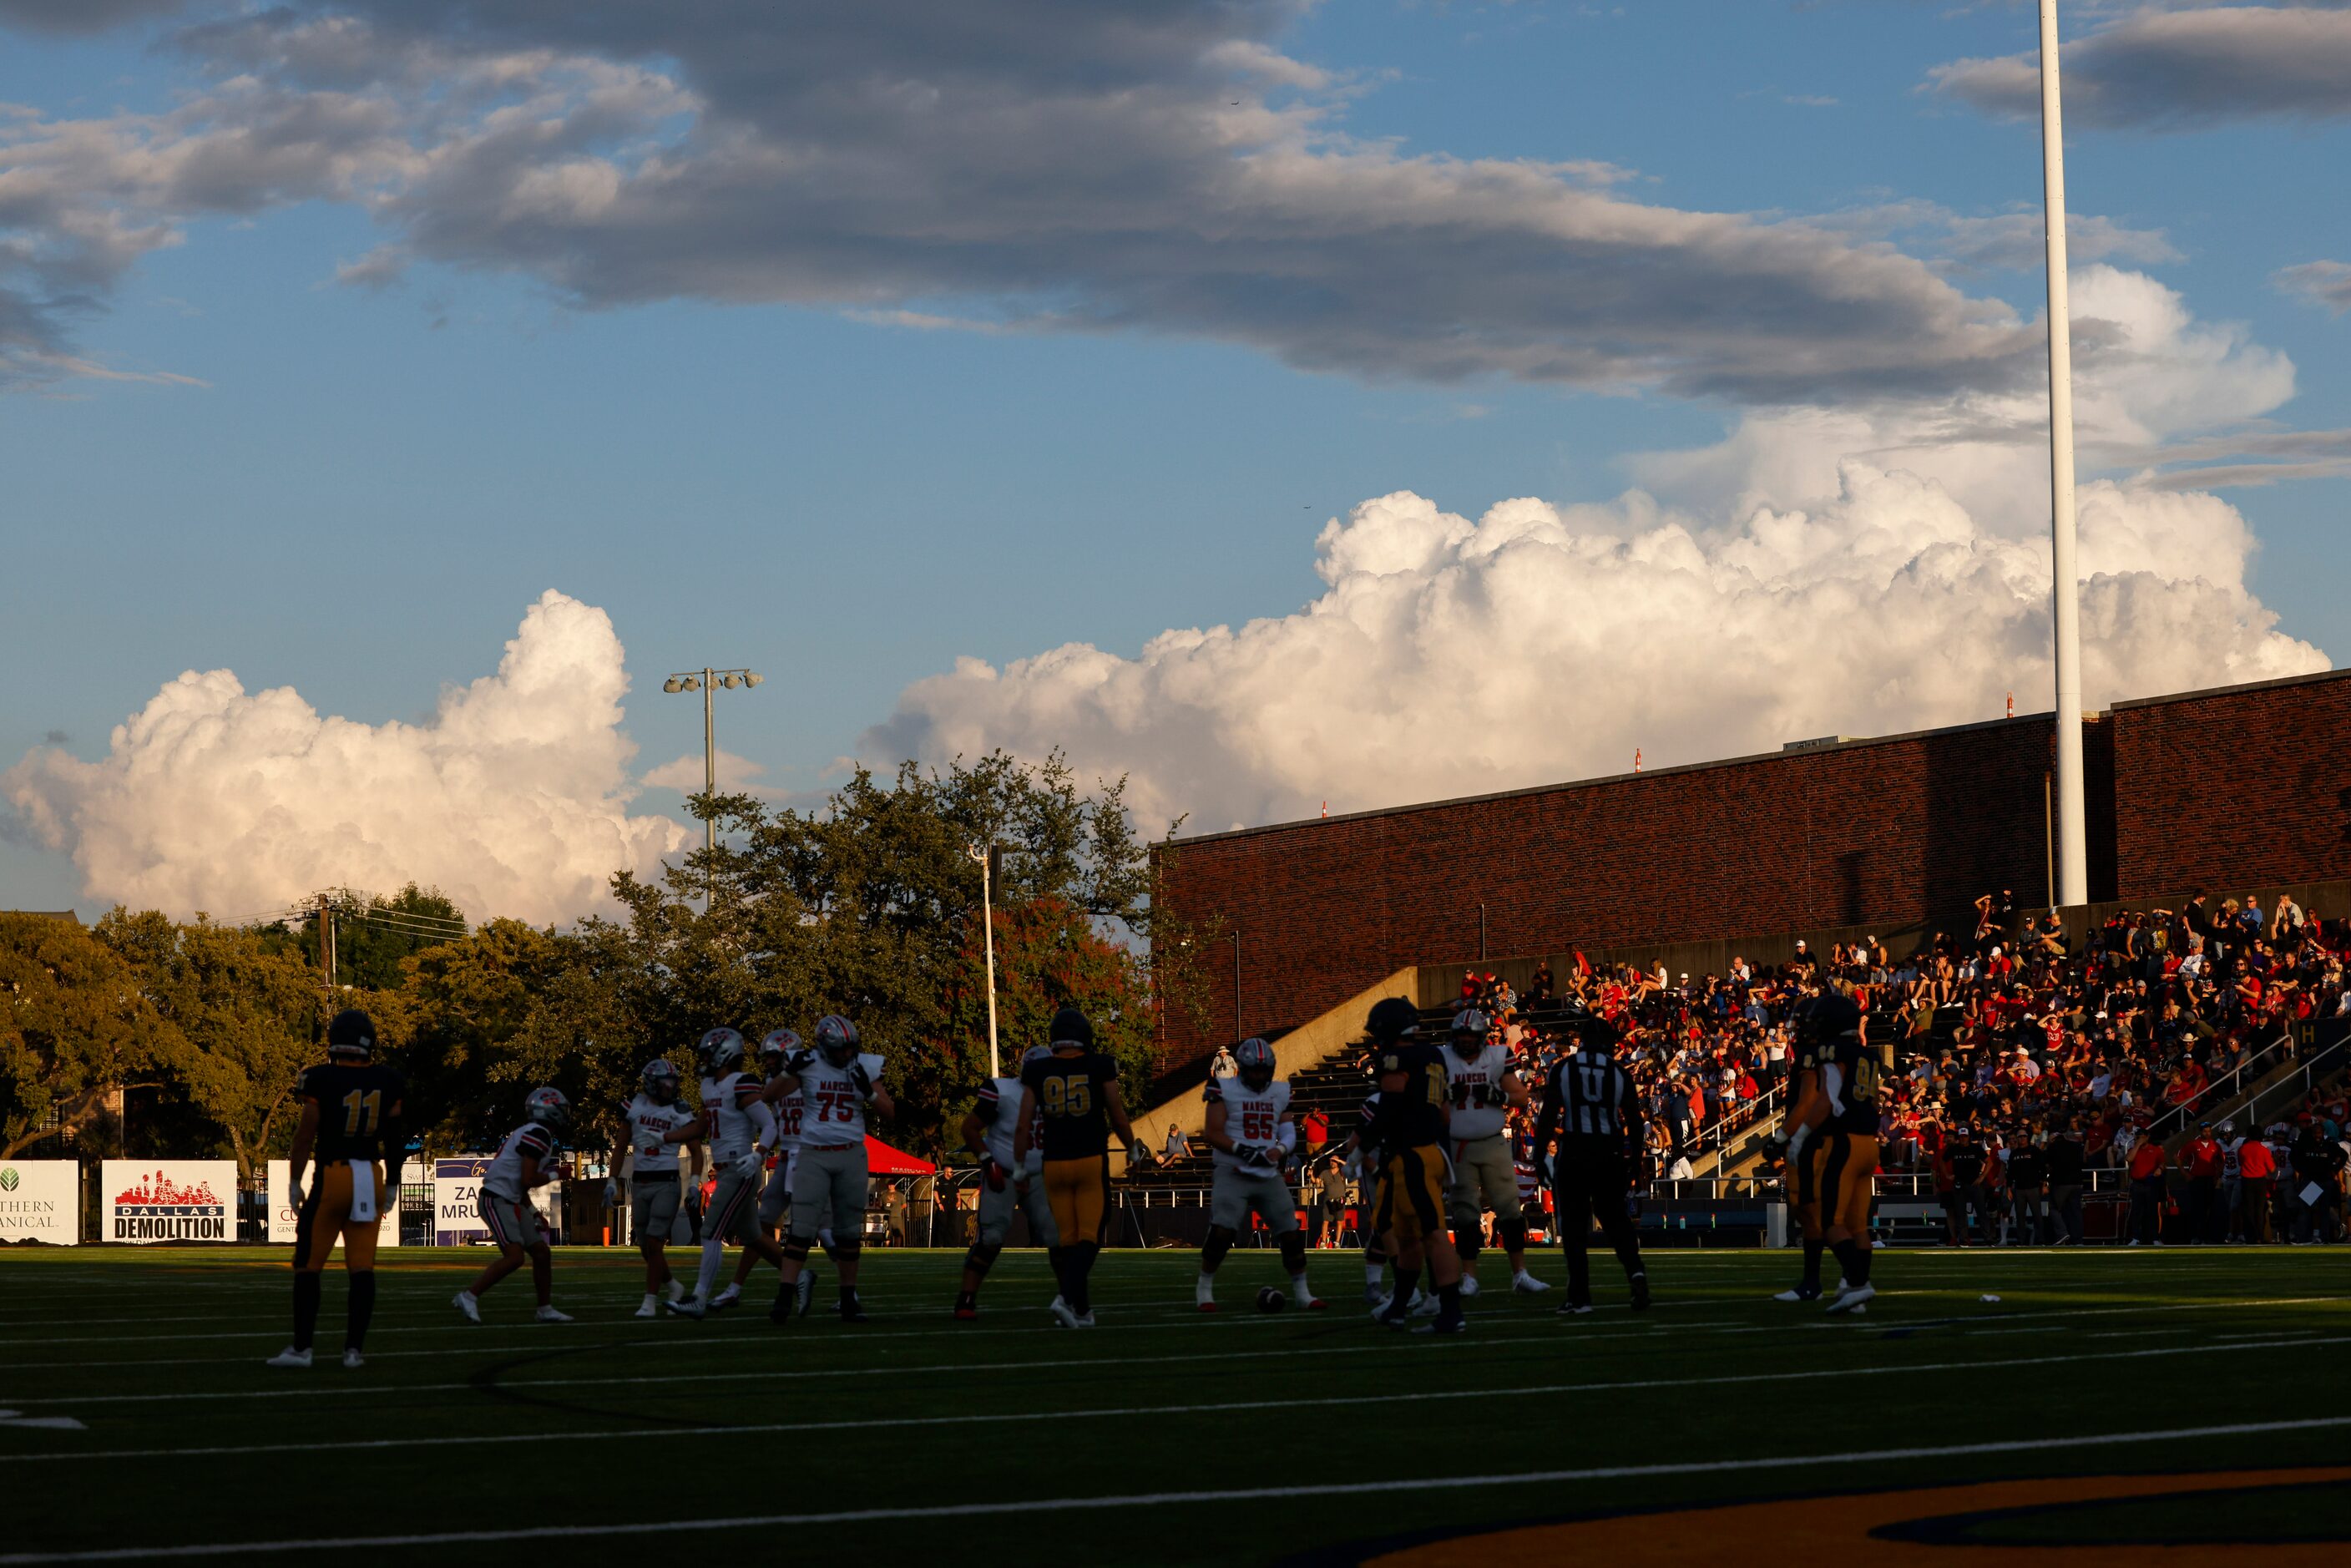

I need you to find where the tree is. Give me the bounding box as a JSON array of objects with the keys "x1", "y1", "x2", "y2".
[
  {"x1": 0, "y1": 913, "x2": 170, "y2": 1161},
  {"x1": 613, "y1": 751, "x2": 1170, "y2": 1155},
  {"x1": 95, "y1": 912, "x2": 325, "y2": 1179}
]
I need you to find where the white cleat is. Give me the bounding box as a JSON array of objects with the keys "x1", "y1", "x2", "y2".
[
  {"x1": 1049, "y1": 1296, "x2": 1082, "y2": 1330},
  {"x1": 265, "y1": 1346, "x2": 312, "y2": 1369},
  {"x1": 1825, "y1": 1283, "x2": 1877, "y2": 1315},
  {"x1": 666, "y1": 1295, "x2": 708, "y2": 1319},
  {"x1": 1363, "y1": 1283, "x2": 1387, "y2": 1306},
  {"x1": 1512, "y1": 1272, "x2": 1552, "y2": 1294},
  {"x1": 1458, "y1": 1275, "x2": 1480, "y2": 1298},
  {"x1": 534, "y1": 1304, "x2": 574, "y2": 1323},
  {"x1": 1772, "y1": 1287, "x2": 1822, "y2": 1303},
  {"x1": 452, "y1": 1291, "x2": 482, "y2": 1324},
  {"x1": 665, "y1": 1279, "x2": 687, "y2": 1304},
  {"x1": 709, "y1": 1287, "x2": 741, "y2": 1313},
  {"x1": 1411, "y1": 1290, "x2": 1440, "y2": 1318},
  {"x1": 1074, "y1": 1311, "x2": 1097, "y2": 1328},
  {"x1": 635, "y1": 1296, "x2": 660, "y2": 1318},
  {"x1": 340, "y1": 1348, "x2": 365, "y2": 1370}
]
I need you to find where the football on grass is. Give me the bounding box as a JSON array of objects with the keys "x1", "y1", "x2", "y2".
[{"x1": 1256, "y1": 1285, "x2": 1287, "y2": 1313}]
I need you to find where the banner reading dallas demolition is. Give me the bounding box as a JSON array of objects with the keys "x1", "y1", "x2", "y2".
[{"x1": 101, "y1": 1160, "x2": 237, "y2": 1243}]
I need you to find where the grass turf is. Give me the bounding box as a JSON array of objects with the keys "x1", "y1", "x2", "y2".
[{"x1": 1, "y1": 1244, "x2": 2347, "y2": 1563}]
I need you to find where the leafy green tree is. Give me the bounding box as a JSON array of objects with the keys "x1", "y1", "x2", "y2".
[
  {"x1": 95, "y1": 912, "x2": 322, "y2": 1178},
  {"x1": 0, "y1": 913, "x2": 171, "y2": 1161}
]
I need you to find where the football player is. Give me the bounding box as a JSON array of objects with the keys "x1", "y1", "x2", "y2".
[
  {"x1": 728, "y1": 1029, "x2": 827, "y2": 1318},
  {"x1": 268, "y1": 1009, "x2": 405, "y2": 1369},
  {"x1": 953, "y1": 1044, "x2": 1059, "y2": 1320},
  {"x1": 669, "y1": 1028, "x2": 785, "y2": 1317},
  {"x1": 453, "y1": 1086, "x2": 575, "y2": 1324},
  {"x1": 1360, "y1": 996, "x2": 1468, "y2": 1334},
  {"x1": 1440, "y1": 1009, "x2": 1546, "y2": 1297},
  {"x1": 1818, "y1": 999, "x2": 1886, "y2": 1314},
  {"x1": 761, "y1": 1014, "x2": 893, "y2": 1325},
  {"x1": 1195, "y1": 1037, "x2": 1323, "y2": 1312},
  {"x1": 1014, "y1": 1006, "x2": 1144, "y2": 1329},
  {"x1": 606, "y1": 1058, "x2": 703, "y2": 1318},
  {"x1": 1772, "y1": 983, "x2": 1835, "y2": 1302}
]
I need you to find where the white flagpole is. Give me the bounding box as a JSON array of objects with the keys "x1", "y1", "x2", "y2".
[{"x1": 2039, "y1": 0, "x2": 2089, "y2": 908}]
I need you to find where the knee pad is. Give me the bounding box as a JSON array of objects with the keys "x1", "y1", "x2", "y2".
[
  {"x1": 832, "y1": 1238, "x2": 862, "y2": 1261},
  {"x1": 1201, "y1": 1226, "x2": 1236, "y2": 1270},
  {"x1": 1454, "y1": 1229, "x2": 1481, "y2": 1262},
  {"x1": 963, "y1": 1243, "x2": 1002, "y2": 1277},
  {"x1": 781, "y1": 1235, "x2": 814, "y2": 1262}
]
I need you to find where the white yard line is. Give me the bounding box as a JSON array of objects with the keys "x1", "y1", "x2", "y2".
[{"x1": 8, "y1": 1414, "x2": 2351, "y2": 1562}]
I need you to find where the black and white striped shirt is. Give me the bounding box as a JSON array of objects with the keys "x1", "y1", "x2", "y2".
[{"x1": 1537, "y1": 1051, "x2": 1641, "y2": 1146}]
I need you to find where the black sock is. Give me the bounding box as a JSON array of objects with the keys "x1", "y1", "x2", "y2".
[
  {"x1": 1850, "y1": 1247, "x2": 1873, "y2": 1287},
  {"x1": 1802, "y1": 1238, "x2": 1823, "y2": 1289},
  {"x1": 1437, "y1": 1280, "x2": 1463, "y2": 1318},
  {"x1": 346, "y1": 1270, "x2": 377, "y2": 1352},
  {"x1": 1389, "y1": 1264, "x2": 1421, "y2": 1309},
  {"x1": 1831, "y1": 1238, "x2": 1865, "y2": 1285},
  {"x1": 292, "y1": 1271, "x2": 322, "y2": 1353},
  {"x1": 1070, "y1": 1244, "x2": 1100, "y2": 1314}
]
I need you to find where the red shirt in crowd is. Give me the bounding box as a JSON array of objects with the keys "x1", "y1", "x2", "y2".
[
  {"x1": 2185, "y1": 1136, "x2": 2222, "y2": 1181},
  {"x1": 2127, "y1": 1141, "x2": 2166, "y2": 1181},
  {"x1": 2239, "y1": 1139, "x2": 2277, "y2": 1181}
]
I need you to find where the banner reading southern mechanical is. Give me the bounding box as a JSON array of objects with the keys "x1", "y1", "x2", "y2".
[
  {"x1": 0, "y1": 1161, "x2": 78, "y2": 1244},
  {"x1": 101, "y1": 1161, "x2": 236, "y2": 1243},
  {"x1": 266, "y1": 1160, "x2": 399, "y2": 1249}
]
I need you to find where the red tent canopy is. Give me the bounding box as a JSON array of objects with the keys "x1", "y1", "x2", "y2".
[{"x1": 864, "y1": 1136, "x2": 934, "y2": 1176}]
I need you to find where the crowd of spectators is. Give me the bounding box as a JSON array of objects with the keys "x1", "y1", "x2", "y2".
[{"x1": 1442, "y1": 889, "x2": 2351, "y2": 1243}]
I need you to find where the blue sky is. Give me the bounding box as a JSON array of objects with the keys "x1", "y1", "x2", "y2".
[{"x1": 3, "y1": 2, "x2": 2347, "y2": 920}]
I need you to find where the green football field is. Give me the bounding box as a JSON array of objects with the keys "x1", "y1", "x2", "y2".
[{"x1": 2, "y1": 1245, "x2": 2347, "y2": 1564}]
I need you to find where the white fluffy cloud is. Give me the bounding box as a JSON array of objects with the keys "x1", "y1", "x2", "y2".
[
  {"x1": 867, "y1": 267, "x2": 2330, "y2": 832},
  {"x1": 2, "y1": 590, "x2": 689, "y2": 923}
]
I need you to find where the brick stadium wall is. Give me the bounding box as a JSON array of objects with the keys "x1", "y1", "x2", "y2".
[
  {"x1": 1152, "y1": 713, "x2": 2076, "y2": 1072},
  {"x1": 2110, "y1": 670, "x2": 2351, "y2": 898}
]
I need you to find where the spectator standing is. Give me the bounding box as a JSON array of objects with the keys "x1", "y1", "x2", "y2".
[
  {"x1": 1210, "y1": 1043, "x2": 1239, "y2": 1080},
  {"x1": 2045, "y1": 1120, "x2": 2086, "y2": 1244},
  {"x1": 2291, "y1": 1119, "x2": 2345, "y2": 1243},
  {"x1": 2008, "y1": 1135, "x2": 2047, "y2": 1246},
  {"x1": 1317, "y1": 1160, "x2": 1347, "y2": 1248},
  {"x1": 1302, "y1": 1107, "x2": 1330, "y2": 1162},
  {"x1": 2238, "y1": 1130, "x2": 2278, "y2": 1243},
  {"x1": 2183, "y1": 1123, "x2": 2223, "y2": 1243},
  {"x1": 2219, "y1": 1122, "x2": 2245, "y2": 1242},
  {"x1": 2126, "y1": 1133, "x2": 2168, "y2": 1246}
]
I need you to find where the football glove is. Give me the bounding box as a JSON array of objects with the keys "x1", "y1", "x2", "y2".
[
  {"x1": 1238, "y1": 1145, "x2": 1277, "y2": 1171},
  {"x1": 983, "y1": 1158, "x2": 1009, "y2": 1192},
  {"x1": 288, "y1": 1176, "x2": 306, "y2": 1213},
  {"x1": 849, "y1": 1062, "x2": 876, "y2": 1102},
  {"x1": 786, "y1": 1049, "x2": 817, "y2": 1076},
  {"x1": 603, "y1": 1178, "x2": 619, "y2": 1206}
]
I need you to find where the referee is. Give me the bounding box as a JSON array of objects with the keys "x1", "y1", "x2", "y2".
[{"x1": 1532, "y1": 1018, "x2": 1650, "y2": 1313}]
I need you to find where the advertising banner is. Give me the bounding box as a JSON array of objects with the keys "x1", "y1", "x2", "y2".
[
  {"x1": 0, "y1": 1160, "x2": 78, "y2": 1244},
  {"x1": 433, "y1": 1157, "x2": 493, "y2": 1245},
  {"x1": 266, "y1": 1160, "x2": 399, "y2": 1249},
  {"x1": 100, "y1": 1161, "x2": 237, "y2": 1243},
  {"x1": 434, "y1": 1157, "x2": 560, "y2": 1245}
]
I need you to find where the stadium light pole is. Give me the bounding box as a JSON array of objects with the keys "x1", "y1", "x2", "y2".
[
  {"x1": 967, "y1": 842, "x2": 1001, "y2": 1079},
  {"x1": 662, "y1": 666, "x2": 762, "y2": 902},
  {"x1": 2039, "y1": 0, "x2": 2089, "y2": 908}
]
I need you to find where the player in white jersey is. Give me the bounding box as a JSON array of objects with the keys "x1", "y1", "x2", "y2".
[
  {"x1": 1196, "y1": 1038, "x2": 1323, "y2": 1311},
  {"x1": 953, "y1": 1044, "x2": 1059, "y2": 1320},
  {"x1": 730, "y1": 1029, "x2": 826, "y2": 1318},
  {"x1": 453, "y1": 1087, "x2": 575, "y2": 1324},
  {"x1": 1441, "y1": 1009, "x2": 1547, "y2": 1296},
  {"x1": 761, "y1": 1014, "x2": 893, "y2": 1325},
  {"x1": 605, "y1": 1058, "x2": 704, "y2": 1317},
  {"x1": 668, "y1": 1028, "x2": 784, "y2": 1318}
]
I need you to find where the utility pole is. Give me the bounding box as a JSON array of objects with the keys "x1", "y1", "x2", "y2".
[
  {"x1": 2039, "y1": 0, "x2": 2089, "y2": 908},
  {"x1": 317, "y1": 893, "x2": 336, "y2": 992}
]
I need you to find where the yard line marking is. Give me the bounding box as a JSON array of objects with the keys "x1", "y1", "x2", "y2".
[
  {"x1": 8, "y1": 1414, "x2": 2351, "y2": 1562},
  {"x1": 0, "y1": 1412, "x2": 84, "y2": 1433},
  {"x1": 3, "y1": 1332, "x2": 2341, "y2": 1465},
  {"x1": 8, "y1": 1286, "x2": 2338, "y2": 1376}
]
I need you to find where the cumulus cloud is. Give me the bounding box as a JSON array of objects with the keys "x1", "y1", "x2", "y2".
[
  {"x1": 1930, "y1": 5, "x2": 2351, "y2": 129},
  {"x1": 0, "y1": 1, "x2": 2047, "y2": 402},
  {"x1": 2278, "y1": 259, "x2": 2351, "y2": 315},
  {"x1": 641, "y1": 749, "x2": 766, "y2": 794},
  {"x1": 1, "y1": 590, "x2": 689, "y2": 923},
  {"x1": 867, "y1": 266, "x2": 2329, "y2": 832}
]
